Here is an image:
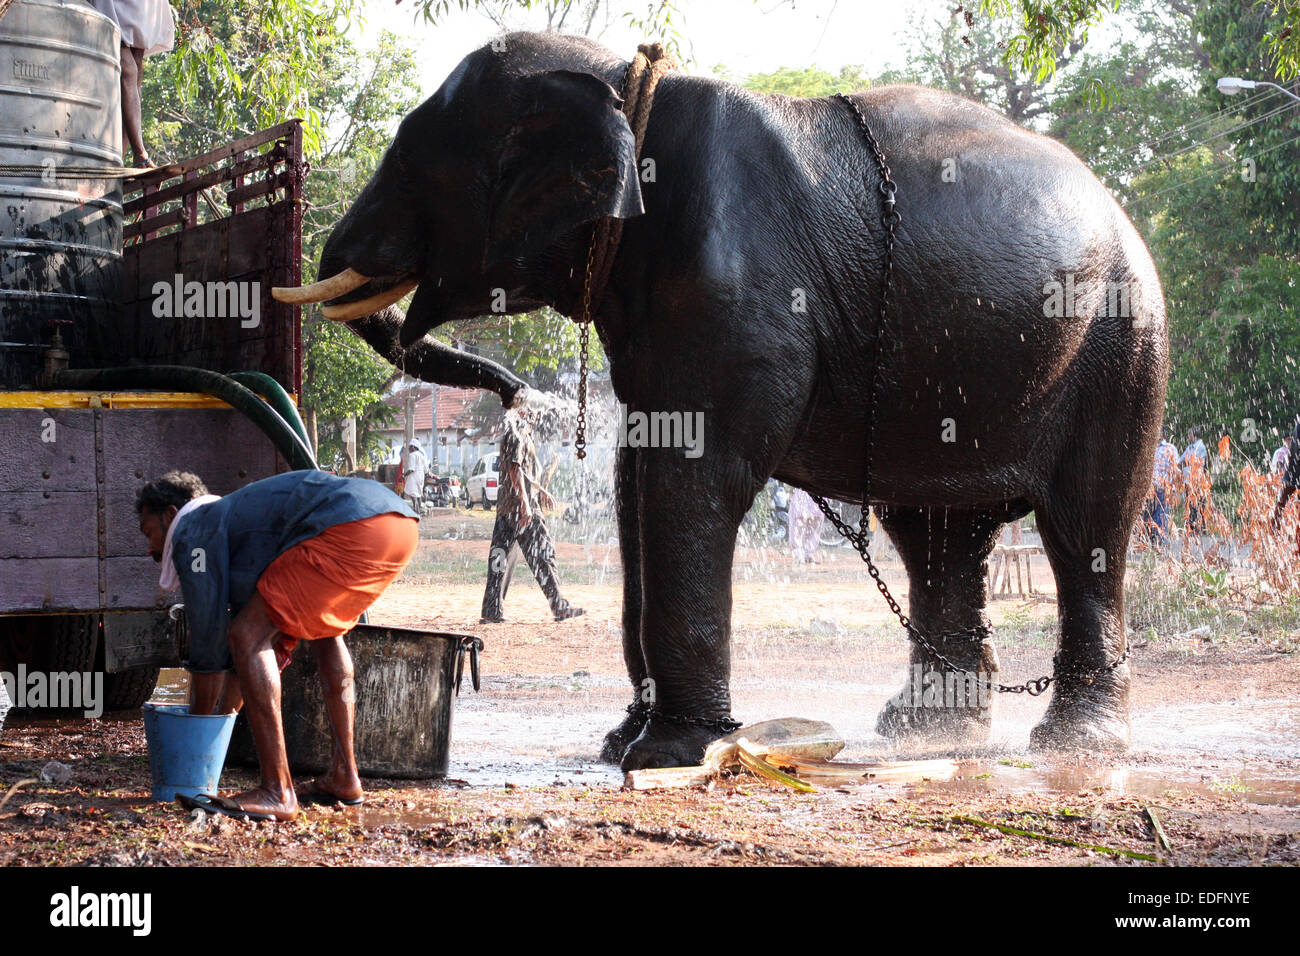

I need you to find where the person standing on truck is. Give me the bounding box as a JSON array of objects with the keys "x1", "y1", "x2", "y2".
[
  {"x1": 85, "y1": 0, "x2": 175, "y2": 167},
  {"x1": 136, "y1": 469, "x2": 419, "y2": 821},
  {"x1": 480, "y1": 408, "x2": 584, "y2": 624}
]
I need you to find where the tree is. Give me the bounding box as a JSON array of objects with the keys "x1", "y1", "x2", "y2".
[
  {"x1": 728, "y1": 64, "x2": 874, "y2": 98},
  {"x1": 904, "y1": 6, "x2": 1062, "y2": 122},
  {"x1": 296, "y1": 32, "x2": 425, "y2": 469}
]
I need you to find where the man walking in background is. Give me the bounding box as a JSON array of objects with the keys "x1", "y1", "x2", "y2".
[
  {"x1": 481, "y1": 409, "x2": 584, "y2": 624},
  {"x1": 403, "y1": 440, "x2": 430, "y2": 512}
]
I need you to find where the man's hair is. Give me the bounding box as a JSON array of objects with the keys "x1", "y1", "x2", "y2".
[
  {"x1": 136, "y1": 471, "x2": 208, "y2": 515},
  {"x1": 1188, "y1": 426, "x2": 1201, "y2": 440}
]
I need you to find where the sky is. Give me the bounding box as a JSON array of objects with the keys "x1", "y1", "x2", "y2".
[{"x1": 349, "y1": 0, "x2": 944, "y2": 99}]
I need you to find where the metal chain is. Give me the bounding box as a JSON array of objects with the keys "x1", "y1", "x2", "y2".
[
  {"x1": 817, "y1": 92, "x2": 1128, "y2": 697},
  {"x1": 648, "y1": 706, "x2": 743, "y2": 735},
  {"x1": 573, "y1": 190, "x2": 602, "y2": 460}
]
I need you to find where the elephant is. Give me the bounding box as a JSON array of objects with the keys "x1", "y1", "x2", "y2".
[{"x1": 275, "y1": 31, "x2": 1168, "y2": 770}]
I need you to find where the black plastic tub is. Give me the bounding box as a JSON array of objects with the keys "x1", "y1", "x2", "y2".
[{"x1": 227, "y1": 624, "x2": 482, "y2": 779}]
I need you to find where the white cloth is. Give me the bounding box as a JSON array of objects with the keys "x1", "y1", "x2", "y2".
[
  {"x1": 405, "y1": 448, "x2": 429, "y2": 493},
  {"x1": 1272, "y1": 445, "x2": 1290, "y2": 477},
  {"x1": 159, "y1": 495, "x2": 221, "y2": 591},
  {"x1": 787, "y1": 488, "x2": 824, "y2": 563},
  {"x1": 85, "y1": 0, "x2": 176, "y2": 56}
]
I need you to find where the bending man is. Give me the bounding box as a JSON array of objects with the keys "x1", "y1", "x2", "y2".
[{"x1": 137, "y1": 469, "x2": 419, "y2": 821}]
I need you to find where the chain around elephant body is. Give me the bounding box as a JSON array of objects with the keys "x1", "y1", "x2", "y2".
[{"x1": 817, "y1": 93, "x2": 1129, "y2": 697}]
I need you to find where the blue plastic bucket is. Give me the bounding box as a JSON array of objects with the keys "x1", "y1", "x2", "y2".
[{"x1": 141, "y1": 702, "x2": 237, "y2": 801}]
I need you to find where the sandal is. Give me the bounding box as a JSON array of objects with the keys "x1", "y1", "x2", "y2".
[{"x1": 177, "y1": 792, "x2": 278, "y2": 823}]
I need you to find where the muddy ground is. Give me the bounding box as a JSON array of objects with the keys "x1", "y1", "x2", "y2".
[{"x1": 1, "y1": 510, "x2": 1297, "y2": 866}]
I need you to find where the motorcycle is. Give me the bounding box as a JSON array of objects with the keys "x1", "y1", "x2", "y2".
[{"x1": 424, "y1": 473, "x2": 452, "y2": 508}]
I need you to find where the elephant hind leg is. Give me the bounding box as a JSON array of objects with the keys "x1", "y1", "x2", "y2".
[
  {"x1": 1028, "y1": 476, "x2": 1140, "y2": 751},
  {"x1": 873, "y1": 504, "x2": 1007, "y2": 747}
]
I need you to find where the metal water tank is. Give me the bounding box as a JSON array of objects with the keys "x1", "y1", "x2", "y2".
[{"x1": 0, "y1": 0, "x2": 124, "y2": 388}]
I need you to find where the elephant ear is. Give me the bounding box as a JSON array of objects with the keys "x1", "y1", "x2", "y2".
[{"x1": 486, "y1": 69, "x2": 644, "y2": 266}]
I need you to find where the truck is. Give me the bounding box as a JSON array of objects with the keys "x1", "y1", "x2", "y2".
[{"x1": 0, "y1": 0, "x2": 307, "y2": 716}]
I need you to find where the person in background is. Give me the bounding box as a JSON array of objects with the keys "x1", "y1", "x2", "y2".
[
  {"x1": 1181, "y1": 426, "x2": 1208, "y2": 534},
  {"x1": 86, "y1": 0, "x2": 175, "y2": 168},
  {"x1": 403, "y1": 440, "x2": 429, "y2": 512},
  {"x1": 480, "y1": 408, "x2": 583, "y2": 623},
  {"x1": 1144, "y1": 426, "x2": 1179, "y2": 547},
  {"x1": 1271, "y1": 435, "x2": 1293, "y2": 477},
  {"x1": 1273, "y1": 417, "x2": 1300, "y2": 551},
  {"x1": 137, "y1": 469, "x2": 419, "y2": 821},
  {"x1": 787, "y1": 487, "x2": 824, "y2": 563}
]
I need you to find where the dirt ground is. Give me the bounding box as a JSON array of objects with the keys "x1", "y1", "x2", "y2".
[{"x1": 1, "y1": 510, "x2": 1297, "y2": 866}]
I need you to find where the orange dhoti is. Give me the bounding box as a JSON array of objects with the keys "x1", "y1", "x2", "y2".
[{"x1": 256, "y1": 513, "x2": 419, "y2": 665}]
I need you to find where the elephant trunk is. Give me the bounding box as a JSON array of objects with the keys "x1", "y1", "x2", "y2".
[{"x1": 346, "y1": 306, "x2": 527, "y2": 408}]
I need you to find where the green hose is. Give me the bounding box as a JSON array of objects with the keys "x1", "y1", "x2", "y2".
[
  {"x1": 52, "y1": 365, "x2": 318, "y2": 471},
  {"x1": 226, "y1": 371, "x2": 313, "y2": 454}
]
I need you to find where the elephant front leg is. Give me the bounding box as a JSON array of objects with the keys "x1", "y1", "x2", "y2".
[
  {"x1": 600, "y1": 444, "x2": 652, "y2": 763},
  {"x1": 618, "y1": 457, "x2": 750, "y2": 771}
]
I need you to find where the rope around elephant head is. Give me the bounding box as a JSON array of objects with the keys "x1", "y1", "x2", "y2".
[
  {"x1": 573, "y1": 42, "x2": 676, "y2": 461},
  {"x1": 814, "y1": 92, "x2": 1129, "y2": 698}
]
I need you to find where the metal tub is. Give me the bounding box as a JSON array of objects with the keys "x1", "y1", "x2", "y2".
[{"x1": 228, "y1": 625, "x2": 483, "y2": 780}]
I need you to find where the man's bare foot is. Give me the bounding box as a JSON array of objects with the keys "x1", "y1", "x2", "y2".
[
  {"x1": 298, "y1": 773, "x2": 364, "y2": 806},
  {"x1": 228, "y1": 786, "x2": 298, "y2": 821}
]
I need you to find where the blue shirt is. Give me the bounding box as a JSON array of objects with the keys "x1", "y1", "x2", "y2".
[
  {"x1": 1286, "y1": 420, "x2": 1300, "y2": 490},
  {"x1": 1180, "y1": 439, "x2": 1206, "y2": 477},
  {"x1": 1153, "y1": 440, "x2": 1179, "y2": 485},
  {"x1": 171, "y1": 470, "x2": 417, "y2": 672}
]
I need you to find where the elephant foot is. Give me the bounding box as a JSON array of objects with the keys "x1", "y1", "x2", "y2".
[
  {"x1": 619, "y1": 716, "x2": 728, "y2": 772},
  {"x1": 599, "y1": 705, "x2": 649, "y2": 765},
  {"x1": 876, "y1": 645, "x2": 996, "y2": 745},
  {"x1": 875, "y1": 692, "x2": 992, "y2": 746},
  {"x1": 1029, "y1": 666, "x2": 1131, "y2": 751}
]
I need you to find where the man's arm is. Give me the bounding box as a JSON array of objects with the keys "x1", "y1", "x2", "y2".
[{"x1": 173, "y1": 526, "x2": 233, "y2": 675}]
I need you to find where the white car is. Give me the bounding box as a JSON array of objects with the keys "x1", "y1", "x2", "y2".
[{"x1": 465, "y1": 453, "x2": 500, "y2": 509}]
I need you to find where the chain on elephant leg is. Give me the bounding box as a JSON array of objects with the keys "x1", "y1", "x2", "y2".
[
  {"x1": 600, "y1": 698, "x2": 652, "y2": 765},
  {"x1": 1030, "y1": 657, "x2": 1132, "y2": 751},
  {"x1": 876, "y1": 630, "x2": 999, "y2": 746}
]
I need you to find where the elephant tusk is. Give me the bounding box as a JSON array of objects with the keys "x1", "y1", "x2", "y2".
[
  {"x1": 320, "y1": 279, "x2": 420, "y2": 321},
  {"x1": 271, "y1": 268, "x2": 370, "y2": 304}
]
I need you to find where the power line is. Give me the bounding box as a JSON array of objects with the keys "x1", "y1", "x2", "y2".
[
  {"x1": 1125, "y1": 128, "x2": 1300, "y2": 213},
  {"x1": 1137, "y1": 85, "x2": 1283, "y2": 154},
  {"x1": 1126, "y1": 94, "x2": 1300, "y2": 175}
]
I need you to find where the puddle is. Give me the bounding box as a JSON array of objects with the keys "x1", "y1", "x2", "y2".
[
  {"x1": 917, "y1": 761, "x2": 1300, "y2": 807},
  {"x1": 1132, "y1": 698, "x2": 1300, "y2": 760},
  {"x1": 343, "y1": 808, "x2": 452, "y2": 827}
]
